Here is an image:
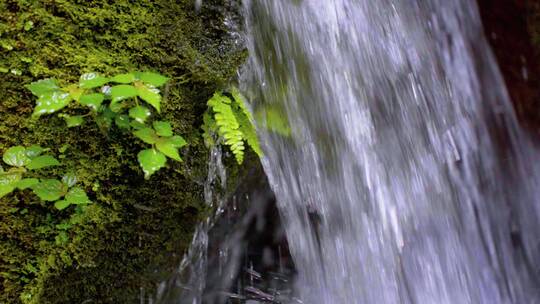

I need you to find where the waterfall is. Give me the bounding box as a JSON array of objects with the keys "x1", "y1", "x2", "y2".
[{"x1": 241, "y1": 0, "x2": 540, "y2": 303}]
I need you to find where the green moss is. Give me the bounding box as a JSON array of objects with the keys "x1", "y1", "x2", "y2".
[{"x1": 0, "y1": 0, "x2": 246, "y2": 302}]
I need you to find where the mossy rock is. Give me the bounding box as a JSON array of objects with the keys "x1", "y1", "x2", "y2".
[{"x1": 0, "y1": 0, "x2": 246, "y2": 303}]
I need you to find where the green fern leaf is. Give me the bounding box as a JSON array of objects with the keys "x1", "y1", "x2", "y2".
[{"x1": 207, "y1": 93, "x2": 245, "y2": 163}]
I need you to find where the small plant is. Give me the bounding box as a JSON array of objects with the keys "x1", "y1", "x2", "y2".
[
  {"x1": 0, "y1": 146, "x2": 92, "y2": 210},
  {"x1": 26, "y1": 72, "x2": 187, "y2": 179},
  {"x1": 202, "y1": 87, "x2": 262, "y2": 164}
]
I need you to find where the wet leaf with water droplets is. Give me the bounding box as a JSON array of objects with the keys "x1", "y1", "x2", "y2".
[
  {"x1": 137, "y1": 149, "x2": 166, "y2": 179},
  {"x1": 156, "y1": 137, "x2": 182, "y2": 161},
  {"x1": 3, "y1": 146, "x2": 30, "y2": 167},
  {"x1": 79, "y1": 73, "x2": 110, "y2": 89},
  {"x1": 33, "y1": 91, "x2": 72, "y2": 117},
  {"x1": 79, "y1": 93, "x2": 104, "y2": 111},
  {"x1": 62, "y1": 172, "x2": 77, "y2": 187},
  {"x1": 110, "y1": 85, "x2": 137, "y2": 105},
  {"x1": 129, "y1": 105, "x2": 151, "y2": 123},
  {"x1": 136, "y1": 84, "x2": 161, "y2": 113}
]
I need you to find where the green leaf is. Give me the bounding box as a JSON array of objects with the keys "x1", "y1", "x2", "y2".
[
  {"x1": 153, "y1": 121, "x2": 173, "y2": 137},
  {"x1": 136, "y1": 84, "x2": 161, "y2": 113},
  {"x1": 63, "y1": 115, "x2": 85, "y2": 128},
  {"x1": 137, "y1": 149, "x2": 166, "y2": 179},
  {"x1": 62, "y1": 172, "x2": 77, "y2": 187},
  {"x1": 32, "y1": 179, "x2": 65, "y2": 201},
  {"x1": 16, "y1": 178, "x2": 39, "y2": 190},
  {"x1": 65, "y1": 187, "x2": 91, "y2": 205},
  {"x1": 79, "y1": 73, "x2": 110, "y2": 89},
  {"x1": 110, "y1": 85, "x2": 137, "y2": 105},
  {"x1": 135, "y1": 72, "x2": 169, "y2": 87},
  {"x1": 128, "y1": 106, "x2": 151, "y2": 123},
  {"x1": 33, "y1": 91, "x2": 72, "y2": 117},
  {"x1": 0, "y1": 172, "x2": 21, "y2": 198},
  {"x1": 54, "y1": 200, "x2": 70, "y2": 210},
  {"x1": 79, "y1": 93, "x2": 104, "y2": 111},
  {"x1": 114, "y1": 114, "x2": 130, "y2": 129},
  {"x1": 26, "y1": 79, "x2": 59, "y2": 97},
  {"x1": 111, "y1": 73, "x2": 135, "y2": 83},
  {"x1": 156, "y1": 137, "x2": 182, "y2": 161},
  {"x1": 130, "y1": 120, "x2": 146, "y2": 130},
  {"x1": 133, "y1": 128, "x2": 158, "y2": 144},
  {"x1": 109, "y1": 100, "x2": 126, "y2": 113},
  {"x1": 3, "y1": 146, "x2": 30, "y2": 167},
  {"x1": 26, "y1": 155, "x2": 60, "y2": 170},
  {"x1": 168, "y1": 135, "x2": 187, "y2": 148},
  {"x1": 25, "y1": 145, "x2": 44, "y2": 158}
]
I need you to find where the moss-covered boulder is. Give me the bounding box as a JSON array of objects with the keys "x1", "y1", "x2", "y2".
[{"x1": 0, "y1": 0, "x2": 245, "y2": 302}]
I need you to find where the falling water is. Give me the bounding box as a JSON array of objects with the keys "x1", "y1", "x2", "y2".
[{"x1": 242, "y1": 0, "x2": 540, "y2": 303}]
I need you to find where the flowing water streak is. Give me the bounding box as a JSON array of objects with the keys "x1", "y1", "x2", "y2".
[
  {"x1": 242, "y1": 1, "x2": 540, "y2": 303},
  {"x1": 155, "y1": 146, "x2": 227, "y2": 304}
]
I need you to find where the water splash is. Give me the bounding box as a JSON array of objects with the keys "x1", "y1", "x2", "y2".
[{"x1": 242, "y1": 0, "x2": 540, "y2": 303}]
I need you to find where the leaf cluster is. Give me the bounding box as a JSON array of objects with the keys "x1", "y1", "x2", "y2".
[
  {"x1": 203, "y1": 88, "x2": 262, "y2": 164},
  {"x1": 26, "y1": 72, "x2": 186, "y2": 178},
  {"x1": 0, "y1": 146, "x2": 91, "y2": 210}
]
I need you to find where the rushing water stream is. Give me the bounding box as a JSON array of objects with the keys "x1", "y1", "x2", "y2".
[{"x1": 240, "y1": 0, "x2": 540, "y2": 303}]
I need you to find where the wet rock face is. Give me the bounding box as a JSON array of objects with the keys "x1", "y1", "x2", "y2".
[{"x1": 477, "y1": 0, "x2": 540, "y2": 135}]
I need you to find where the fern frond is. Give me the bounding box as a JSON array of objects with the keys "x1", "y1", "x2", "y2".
[
  {"x1": 233, "y1": 108, "x2": 262, "y2": 157},
  {"x1": 207, "y1": 92, "x2": 245, "y2": 164}
]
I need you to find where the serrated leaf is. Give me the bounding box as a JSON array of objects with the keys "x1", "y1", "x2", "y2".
[
  {"x1": 79, "y1": 73, "x2": 110, "y2": 89},
  {"x1": 111, "y1": 73, "x2": 135, "y2": 83},
  {"x1": 26, "y1": 79, "x2": 59, "y2": 97},
  {"x1": 79, "y1": 93, "x2": 104, "y2": 110},
  {"x1": 153, "y1": 121, "x2": 172, "y2": 137},
  {"x1": 26, "y1": 155, "x2": 60, "y2": 170},
  {"x1": 32, "y1": 179, "x2": 65, "y2": 201},
  {"x1": 16, "y1": 178, "x2": 39, "y2": 190},
  {"x1": 156, "y1": 138, "x2": 182, "y2": 161},
  {"x1": 136, "y1": 84, "x2": 161, "y2": 113},
  {"x1": 65, "y1": 187, "x2": 91, "y2": 205},
  {"x1": 133, "y1": 128, "x2": 158, "y2": 144},
  {"x1": 54, "y1": 200, "x2": 70, "y2": 210},
  {"x1": 25, "y1": 145, "x2": 44, "y2": 158},
  {"x1": 128, "y1": 106, "x2": 151, "y2": 123},
  {"x1": 137, "y1": 149, "x2": 166, "y2": 179},
  {"x1": 33, "y1": 91, "x2": 72, "y2": 116},
  {"x1": 62, "y1": 172, "x2": 77, "y2": 187},
  {"x1": 3, "y1": 146, "x2": 30, "y2": 167},
  {"x1": 135, "y1": 72, "x2": 169, "y2": 87},
  {"x1": 63, "y1": 115, "x2": 84, "y2": 128},
  {"x1": 110, "y1": 85, "x2": 137, "y2": 106},
  {"x1": 114, "y1": 114, "x2": 130, "y2": 129}
]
